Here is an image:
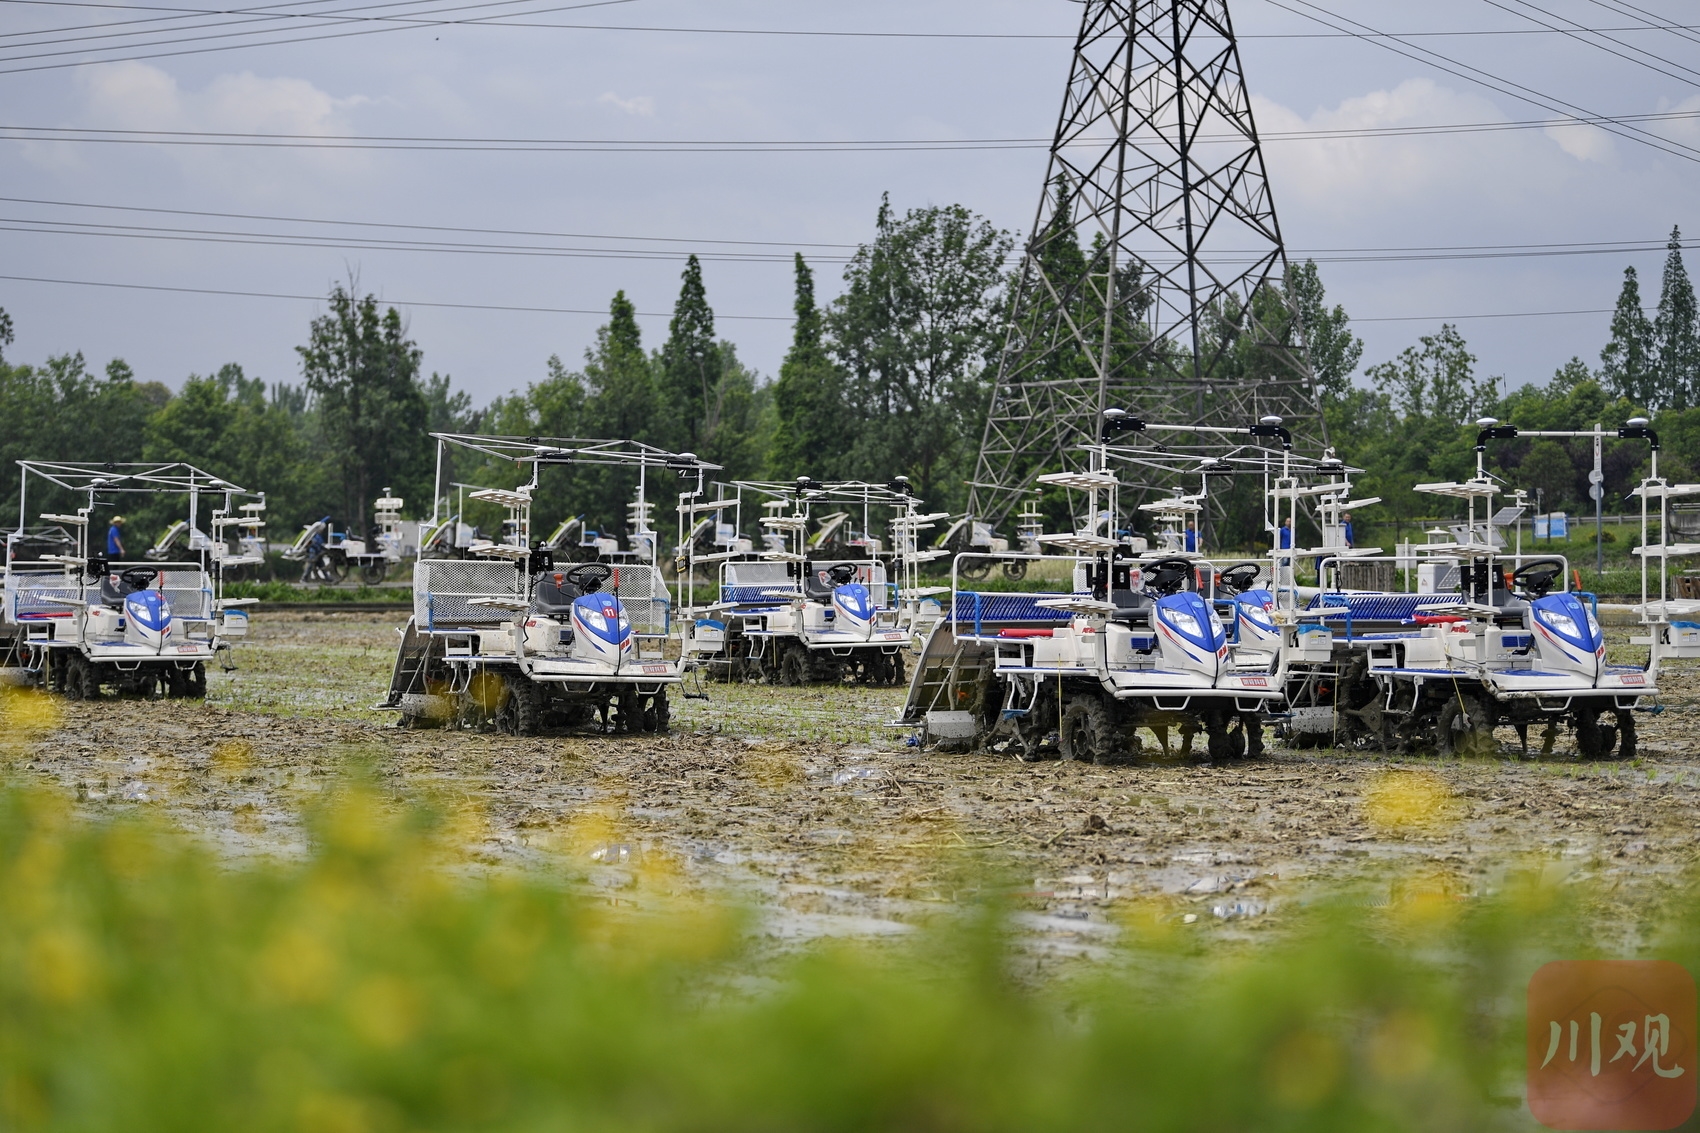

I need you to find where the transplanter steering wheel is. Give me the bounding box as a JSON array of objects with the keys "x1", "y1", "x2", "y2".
[
  {"x1": 563, "y1": 562, "x2": 613, "y2": 592},
  {"x1": 1511, "y1": 558, "x2": 1565, "y2": 598},
  {"x1": 1144, "y1": 557, "x2": 1194, "y2": 597},
  {"x1": 826, "y1": 562, "x2": 859, "y2": 585},
  {"x1": 1217, "y1": 561, "x2": 1263, "y2": 595},
  {"x1": 119, "y1": 567, "x2": 159, "y2": 591}
]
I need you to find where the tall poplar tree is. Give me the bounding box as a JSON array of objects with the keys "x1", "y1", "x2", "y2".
[
  {"x1": 581, "y1": 290, "x2": 659, "y2": 533},
  {"x1": 296, "y1": 285, "x2": 430, "y2": 533},
  {"x1": 1601, "y1": 265, "x2": 1656, "y2": 407},
  {"x1": 1654, "y1": 226, "x2": 1699, "y2": 410},
  {"x1": 827, "y1": 197, "x2": 1013, "y2": 508},
  {"x1": 770, "y1": 254, "x2": 844, "y2": 478},
  {"x1": 656, "y1": 255, "x2": 721, "y2": 453}
]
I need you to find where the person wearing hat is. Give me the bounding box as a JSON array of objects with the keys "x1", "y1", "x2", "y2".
[{"x1": 106, "y1": 515, "x2": 126, "y2": 558}]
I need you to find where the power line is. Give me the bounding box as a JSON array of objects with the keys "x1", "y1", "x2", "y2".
[
  {"x1": 0, "y1": 193, "x2": 864, "y2": 248},
  {"x1": 1481, "y1": 0, "x2": 1700, "y2": 88},
  {"x1": 1, "y1": 194, "x2": 1695, "y2": 267},
  {"x1": 1583, "y1": 0, "x2": 1700, "y2": 52},
  {"x1": 0, "y1": 270, "x2": 1642, "y2": 326},
  {"x1": 0, "y1": 0, "x2": 640, "y2": 74},
  {"x1": 0, "y1": 271, "x2": 792, "y2": 319},
  {"x1": 10, "y1": 2, "x2": 1700, "y2": 42},
  {"x1": 1262, "y1": 0, "x2": 1700, "y2": 164},
  {"x1": 7, "y1": 105, "x2": 1700, "y2": 151},
  {"x1": 8, "y1": 1, "x2": 1700, "y2": 76},
  {"x1": 0, "y1": 0, "x2": 556, "y2": 50}
]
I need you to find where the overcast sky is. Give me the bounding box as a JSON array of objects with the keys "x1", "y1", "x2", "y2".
[{"x1": 3, "y1": 0, "x2": 1699, "y2": 407}]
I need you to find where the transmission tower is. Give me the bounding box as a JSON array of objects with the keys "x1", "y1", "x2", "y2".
[{"x1": 970, "y1": 0, "x2": 1325, "y2": 530}]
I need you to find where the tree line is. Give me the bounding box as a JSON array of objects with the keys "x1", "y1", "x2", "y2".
[{"x1": 3, "y1": 201, "x2": 1699, "y2": 554}]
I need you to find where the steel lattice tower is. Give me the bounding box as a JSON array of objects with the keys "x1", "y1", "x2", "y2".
[{"x1": 970, "y1": 0, "x2": 1324, "y2": 530}]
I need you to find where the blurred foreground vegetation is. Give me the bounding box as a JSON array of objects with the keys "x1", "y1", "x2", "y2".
[{"x1": 2, "y1": 735, "x2": 1693, "y2": 1130}]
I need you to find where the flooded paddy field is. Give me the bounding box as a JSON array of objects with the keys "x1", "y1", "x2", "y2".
[{"x1": 10, "y1": 610, "x2": 1700, "y2": 962}]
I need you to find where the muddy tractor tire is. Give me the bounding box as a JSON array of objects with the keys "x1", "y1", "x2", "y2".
[
  {"x1": 1616, "y1": 709, "x2": 1638, "y2": 761},
  {"x1": 779, "y1": 645, "x2": 810, "y2": 687},
  {"x1": 1060, "y1": 695, "x2": 1120, "y2": 764},
  {"x1": 1436, "y1": 696, "x2": 1494, "y2": 757},
  {"x1": 614, "y1": 689, "x2": 644, "y2": 734},
  {"x1": 494, "y1": 674, "x2": 541, "y2": 736},
  {"x1": 640, "y1": 688, "x2": 670, "y2": 735},
  {"x1": 1576, "y1": 706, "x2": 1628, "y2": 761}
]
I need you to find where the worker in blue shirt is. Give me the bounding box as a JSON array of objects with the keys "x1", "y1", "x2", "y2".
[
  {"x1": 1184, "y1": 521, "x2": 1197, "y2": 553},
  {"x1": 1277, "y1": 518, "x2": 1292, "y2": 549},
  {"x1": 106, "y1": 515, "x2": 126, "y2": 558},
  {"x1": 1342, "y1": 512, "x2": 1355, "y2": 549}
]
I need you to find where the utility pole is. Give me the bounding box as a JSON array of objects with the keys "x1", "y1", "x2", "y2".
[{"x1": 968, "y1": 0, "x2": 1325, "y2": 533}]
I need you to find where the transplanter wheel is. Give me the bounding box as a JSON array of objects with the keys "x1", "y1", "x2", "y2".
[
  {"x1": 1059, "y1": 696, "x2": 1119, "y2": 764},
  {"x1": 615, "y1": 689, "x2": 643, "y2": 734},
  {"x1": 494, "y1": 673, "x2": 540, "y2": 736},
  {"x1": 779, "y1": 646, "x2": 809, "y2": 687},
  {"x1": 643, "y1": 688, "x2": 670, "y2": 735},
  {"x1": 63, "y1": 655, "x2": 87, "y2": 701},
  {"x1": 1204, "y1": 710, "x2": 1235, "y2": 763},
  {"x1": 1436, "y1": 696, "x2": 1494, "y2": 757},
  {"x1": 1615, "y1": 709, "x2": 1638, "y2": 761},
  {"x1": 360, "y1": 562, "x2": 388, "y2": 586}
]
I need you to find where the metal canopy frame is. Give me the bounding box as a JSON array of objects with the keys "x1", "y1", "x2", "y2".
[
  {"x1": 970, "y1": 0, "x2": 1326, "y2": 531},
  {"x1": 16, "y1": 460, "x2": 246, "y2": 496}
]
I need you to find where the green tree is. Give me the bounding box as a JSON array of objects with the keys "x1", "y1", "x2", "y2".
[
  {"x1": 0, "y1": 348, "x2": 161, "y2": 523},
  {"x1": 0, "y1": 306, "x2": 13, "y2": 363},
  {"x1": 1654, "y1": 226, "x2": 1699, "y2": 410},
  {"x1": 424, "y1": 372, "x2": 479, "y2": 436},
  {"x1": 143, "y1": 364, "x2": 320, "y2": 530},
  {"x1": 656, "y1": 256, "x2": 722, "y2": 454},
  {"x1": 580, "y1": 291, "x2": 661, "y2": 533},
  {"x1": 296, "y1": 286, "x2": 432, "y2": 533},
  {"x1": 770, "y1": 254, "x2": 846, "y2": 478},
  {"x1": 1519, "y1": 439, "x2": 1580, "y2": 511},
  {"x1": 1600, "y1": 266, "x2": 1655, "y2": 408},
  {"x1": 827, "y1": 196, "x2": 1014, "y2": 508},
  {"x1": 1285, "y1": 261, "x2": 1363, "y2": 402},
  {"x1": 1364, "y1": 324, "x2": 1492, "y2": 423},
  {"x1": 583, "y1": 291, "x2": 656, "y2": 442}
]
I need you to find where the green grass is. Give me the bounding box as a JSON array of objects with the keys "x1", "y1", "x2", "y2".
[
  {"x1": 1, "y1": 738, "x2": 1695, "y2": 1130},
  {"x1": 223, "y1": 581, "x2": 411, "y2": 604}
]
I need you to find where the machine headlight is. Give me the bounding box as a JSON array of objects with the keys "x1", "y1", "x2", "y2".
[
  {"x1": 1539, "y1": 610, "x2": 1579, "y2": 638},
  {"x1": 1162, "y1": 608, "x2": 1202, "y2": 637},
  {"x1": 1585, "y1": 610, "x2": 1601, "y2": 638},
  {"x1": 578, "y1": 608, "x2": 608, "y2": 632}
]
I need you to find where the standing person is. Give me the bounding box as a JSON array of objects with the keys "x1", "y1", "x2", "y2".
[
  {"x1": 1277, "y1": 518, "x2": 1293, "y2": 550},
  {"x1": 106, "y1": 515, "x2": 126, "y2": 559},
  {"x1": 1184, "y1": 521, "x2": 1198, "y2": 554},
  {"x1": 1342, "y1": 512, "x2": 1355, "y2": 550}
]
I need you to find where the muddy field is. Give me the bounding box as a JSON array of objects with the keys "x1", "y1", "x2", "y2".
[{"x1": 9, "y1": 610, "x2": 1700, "y2": 960}]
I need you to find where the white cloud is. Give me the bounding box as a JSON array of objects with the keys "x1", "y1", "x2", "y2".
[
  {"x1": 596, "y1": 91, "x2": 656, "y2": 117},
  {"x1": 82, "y1": 61, "x2": 365, "y2": 136},
  {"x1": 1543, "y1": 122, "x2": 1615, "y2": 164},
  {"x1": 48, "y1": 62, "x2": 373, "y2": 192}
]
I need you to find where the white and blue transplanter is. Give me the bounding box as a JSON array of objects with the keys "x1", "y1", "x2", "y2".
[{"x1": 1, "y1": 460, "x2": 261, "y2": 699}]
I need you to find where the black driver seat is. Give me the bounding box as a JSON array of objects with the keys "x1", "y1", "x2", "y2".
[
  {"x1": 803, "y1": 570, "x2": 839, "y2": 602},
  {"x1": 98, "y1": 575, "x2": 127, "y2": 609},
  {"x1": 530, "y1": 576, "x2": 584, "y2": 617},
  {"x1": 98, "y1": 573, "x2": 151, "y2": 610},
  {"x1": 1111, "y1": 588, "x2": 1152, "y2": 620}
]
